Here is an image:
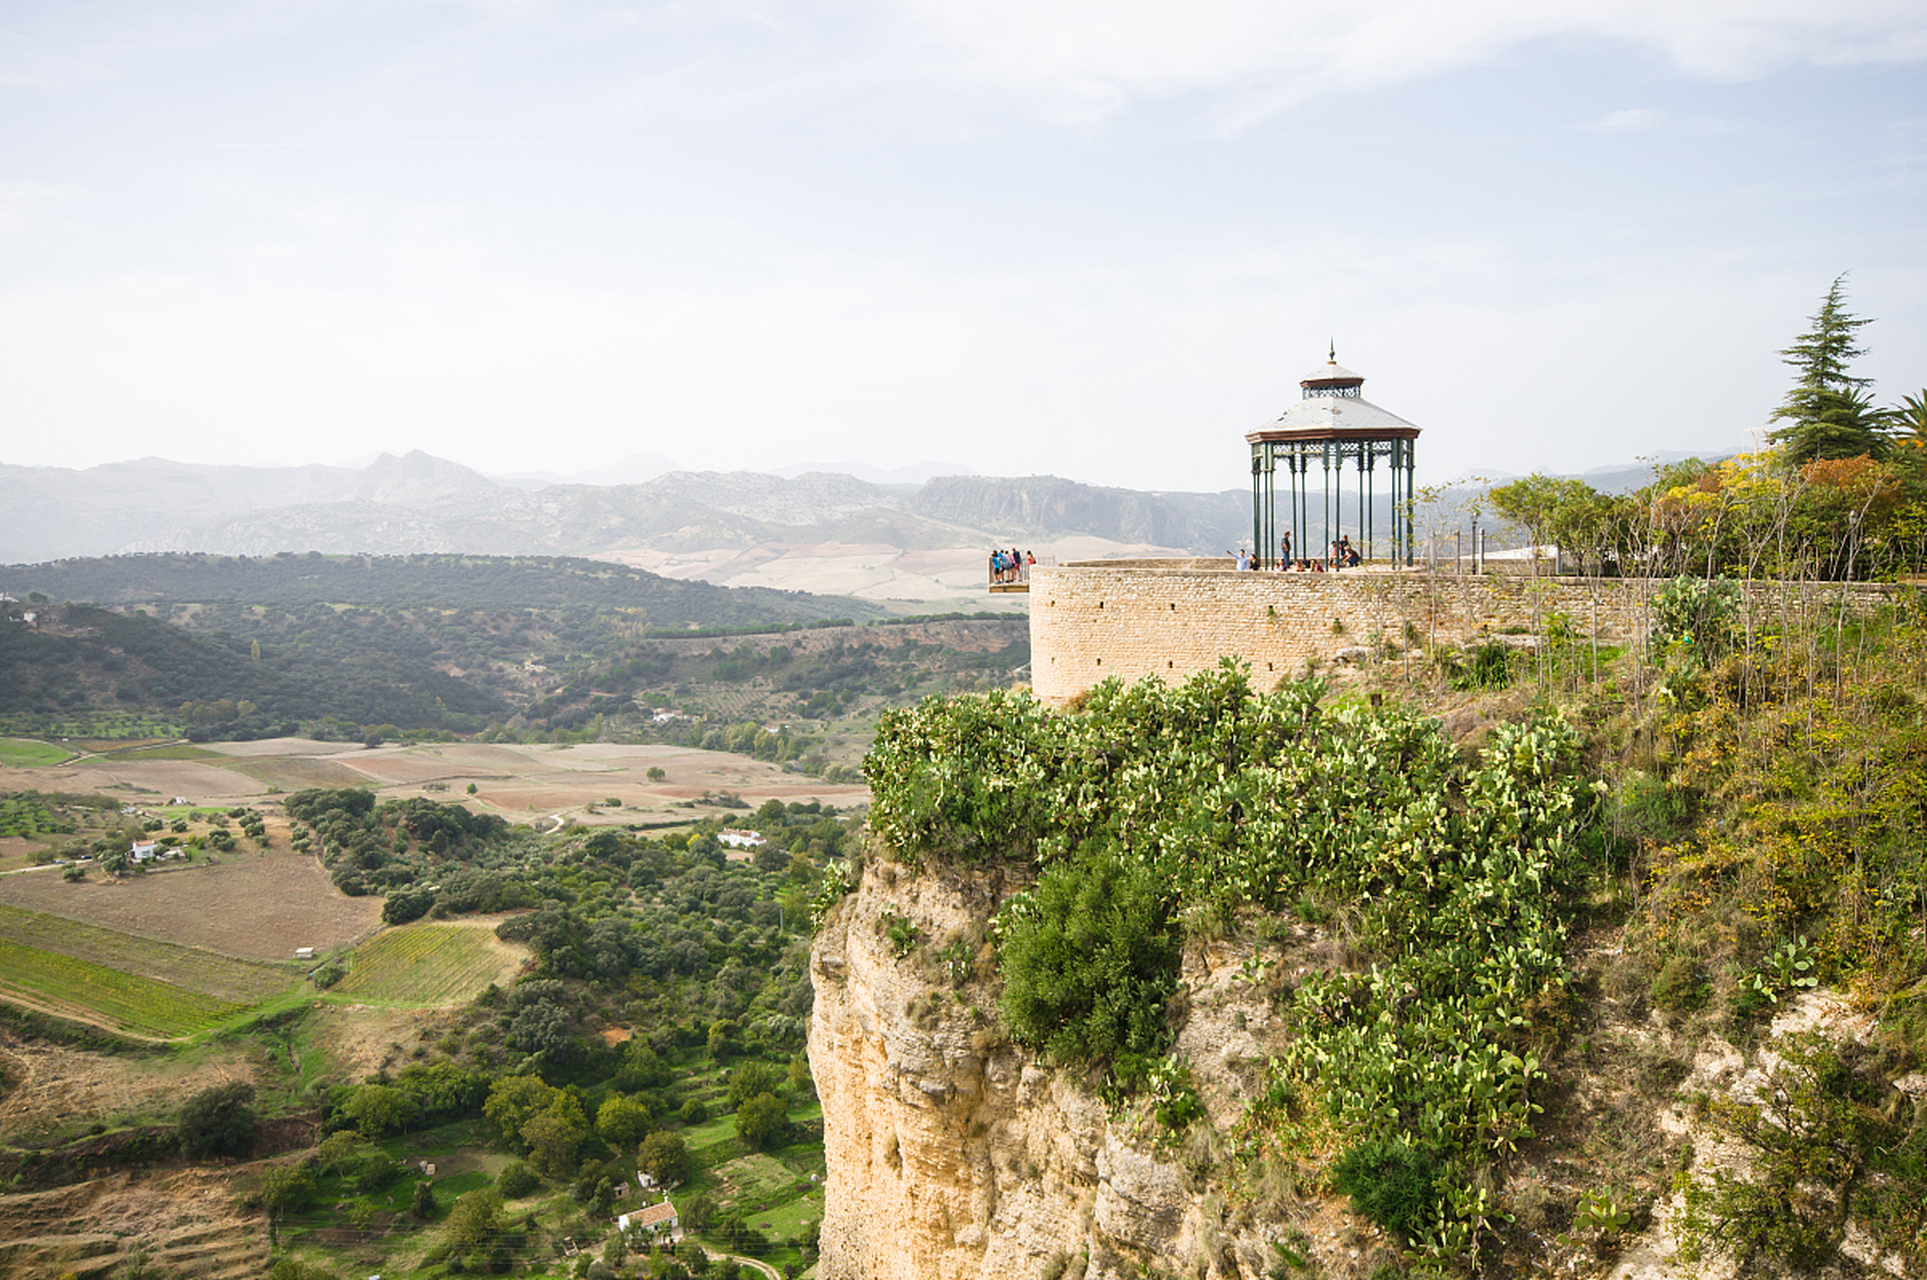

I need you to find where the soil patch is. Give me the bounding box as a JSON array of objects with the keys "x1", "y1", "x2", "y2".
[
  {"x1": 0, "y1": 757, "x2": 265, "y2": 803},
  {"x1": 0, "y1": 851, "x2": 382, "y2": 960},
  {"x1": 223, "y1": 754, "x2": 373, "y2": 790},
  {"x1": 202, "y1": 737, "x2": 366, "y2": 758}
]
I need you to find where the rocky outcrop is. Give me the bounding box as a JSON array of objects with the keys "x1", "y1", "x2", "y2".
[{"x1": 807, "y1": 850, "x2": 1360, "y2": 1280}]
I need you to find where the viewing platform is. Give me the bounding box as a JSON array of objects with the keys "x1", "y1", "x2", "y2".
[{"x1": 986, "y1": 552, "x2": 1053, "y2": 594}]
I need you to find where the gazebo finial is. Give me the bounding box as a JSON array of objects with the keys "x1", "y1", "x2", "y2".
[{"x1": 1328, "y1": 338, "x2": 1336, "y2": 363}]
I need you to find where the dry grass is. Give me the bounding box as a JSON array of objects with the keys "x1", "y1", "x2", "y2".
[{"x1": 0, "y1": 1035, "x2": 263, "y2": 1143}]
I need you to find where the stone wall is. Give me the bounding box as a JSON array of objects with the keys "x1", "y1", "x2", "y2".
[{"x1": 1029, "y1": 562, "x2": 1895, "y2": 704}]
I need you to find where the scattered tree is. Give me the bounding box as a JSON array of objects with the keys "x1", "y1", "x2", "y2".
[
  {"x1": 339, "y1": 1082, "x2": 417, "y2": 1138},
  {"x1": 314, "y1": 1130, "x2": 368, "y2": 1176},
  {"x1": 521, "y1": 1096, "x2": 589, "y2": 1180},
  {"x1": 734, "y1": 1091, "x2": 788, "y2": 1151},
  {"x1": 177, "y1": 1081, "x2": 256, "y2": 1159},
  {"x1": 725, "y1": 1061, "x2": 782, "y2": 1109},
  {"x1": 1769, "y1": 274, "x2": 1889, "y2": 462},
  {"x1": 639, "y1": 1129, "x2": 692, "y2": 1186},
  {"x1": 441, "y1": 1187, "x2": 506, "y2": 1262},
  {"x1": 258, "y1": 1164, "x2": 315, "y2": 1245},
  {"x1": 597, "y1": 1093, "x2": 655, "y2": 1148},
  {"x1": 484, "y1": 1073, "x2": 560, "y2": 1143}
]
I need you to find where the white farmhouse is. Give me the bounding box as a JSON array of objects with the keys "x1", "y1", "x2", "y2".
[{"x1": 616, "y1": 1196, "x2": 680, "y2": 1240}]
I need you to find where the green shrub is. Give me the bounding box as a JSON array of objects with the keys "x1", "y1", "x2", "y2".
[
  {"x1": 1330, "y1": 1139, "x2": 1441, "y2": 1239},
  {"x1": 1650, "y1": 955, "x2": 1709, "y2": 1012},
  {"x1": 1450, "y1": 640, "x2": 1515, "y2": 691},
  {"x1": 178, "y1": 1081, "x2": 256, "y2": 1159},
  {"x1": 1678, "y1": 1031, "x2": 1927, "y2": 1270},
  {"x1": 996, "y1": 849, "x2": 1178, "y2": 1069},
  {"x1": 352, "y1": 1150, "x2": 405, "y2": 1192},
  {"x1": 734, "y1": 1092, "x2": 788, "y2": 1151},
  {"x1": 497, "y1": 1160, "x2": 539, "y2": 1198}
]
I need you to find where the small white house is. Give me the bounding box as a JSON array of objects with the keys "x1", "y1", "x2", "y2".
[
  {"x1": 617, "y1": 1196, "x2": 680, "y2": 1239},
  {"x1": 294, "y1": 947, "x2": 316, "y2": 960},
  {"x1": 129, "y1": 841, "x2": 158, "y2": 863},
  {"x1": 718, "y1": 828, "x2": 767, "y2": 850}
]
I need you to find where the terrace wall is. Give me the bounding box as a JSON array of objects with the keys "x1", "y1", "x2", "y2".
[{"x1": 1027, "y1": 561, "x2": 1896, "y2": 705}]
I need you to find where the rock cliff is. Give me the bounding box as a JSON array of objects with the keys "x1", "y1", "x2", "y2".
[
  {"x1": 805, "y1": 844, "x2": 1891, "y2": 1280},
  {"x1": 808, "y1": 848, "x2": 1379, "y2": 1280}
]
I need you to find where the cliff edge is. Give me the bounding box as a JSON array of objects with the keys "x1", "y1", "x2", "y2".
[{"x1": 808, "y1": 848, "x2": 1374, "y2": 1280}]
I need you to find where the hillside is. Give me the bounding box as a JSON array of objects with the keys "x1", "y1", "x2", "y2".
[
  {"x1": 0, "y1": 784, "x2": 857, "y2": 1278},
  {"x1": 0, "y1": 551, "x2": 889, "y2": 619},
  {"x1": 6, "y1": 451, "x2": 1729, "y2": 608},
  {"x1": 0, "y1": 603, "x2": 507, "y2": 733},
  {"x1": 0, "y1": 555, "x2": 1025, "y2": 754}
]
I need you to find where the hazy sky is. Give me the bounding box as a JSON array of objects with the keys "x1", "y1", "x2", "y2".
[{"x1": 3, "y1": 1, "x2": 1923, "y2": 492}]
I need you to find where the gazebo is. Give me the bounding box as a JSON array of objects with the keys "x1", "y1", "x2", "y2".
[{"x1": 1246, "y1": 349, "x2": 1419, "y2": 570}]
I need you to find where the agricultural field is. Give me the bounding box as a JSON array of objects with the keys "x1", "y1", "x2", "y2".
[
  {"x1": 0, "y1": 904, "x2": 301, "y2": 1040},
  {"x1": 0, "y1": 943, "x2": 254, "y2": 1040},
  {"x1": 0, "y1": 738, "x2": 70, "y2": 767},
  {"x1": 331, "y1": 919, "x2": 529, "y2": 1007},
  {"x1": 0, "y1": 904, "x2": 296, "y2": 1003},
  {"x1": 0, "y1": 734, "x2": 868, "y2": 833},
  {"x1": 0, "y1": 850, "x2": 383, "y2": 960},
  {"x1": 709, "y1": 1147, "x2": 827, "y2": 1240}
]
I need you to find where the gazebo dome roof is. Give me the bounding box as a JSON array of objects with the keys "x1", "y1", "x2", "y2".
[{"x1": 1300, "y1": 359, "x2": 1365, "y2": 390}]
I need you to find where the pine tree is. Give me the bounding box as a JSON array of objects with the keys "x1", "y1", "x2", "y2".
[{"x1": 1768, "y1": 274, "x2": 1889, "y2": 463}]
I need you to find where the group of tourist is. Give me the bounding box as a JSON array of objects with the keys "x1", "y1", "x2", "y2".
[
  {"x1": 990, "y1": 547, "x2": 1034, "y2": 584},
  {"x1": 1228, "y1": 534, "x2": 1363, "y2": 572}
]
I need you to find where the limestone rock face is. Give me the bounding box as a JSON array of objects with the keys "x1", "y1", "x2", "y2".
[
  {"x1": 807, "y1": 843, "x2": 1910, "y2": 1280},
  {"x1": 808, "y1": 852, "x2": 1309, "y2": 1280}
]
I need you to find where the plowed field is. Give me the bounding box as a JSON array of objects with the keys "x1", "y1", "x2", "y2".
[{"x1": 0, "y1": 852, "x2": 382, "y2": 960}]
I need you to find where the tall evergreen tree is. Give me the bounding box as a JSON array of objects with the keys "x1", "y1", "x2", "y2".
[{"x1": 1768, "y1": 274, "x2": 1889, "y2": 463}]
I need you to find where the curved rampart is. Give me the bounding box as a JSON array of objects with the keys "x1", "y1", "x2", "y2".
[{"x1": 1028, "y1": 562, "x2": 1895, "y2": 704}]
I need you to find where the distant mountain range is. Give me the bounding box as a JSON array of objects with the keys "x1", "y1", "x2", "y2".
[{"x1": 0, "y1": 450, "x2": 1719, "y2": 603}]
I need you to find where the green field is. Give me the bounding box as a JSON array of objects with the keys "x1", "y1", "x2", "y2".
[
  {"x1": 0, "y1": 904, "x2": 296, "y2": 1004},
  {"x1": 0, "y1": 940, "x2": 254, "y2": 1038},
  {"x1": 332, "y1": 922, "x2": 524, "y2": 1006},
  {"x1": 0, "y1": 738, "x2": 70, "y2": 767}
]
